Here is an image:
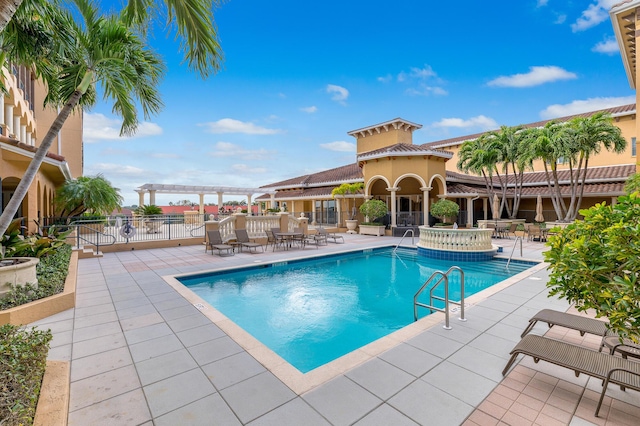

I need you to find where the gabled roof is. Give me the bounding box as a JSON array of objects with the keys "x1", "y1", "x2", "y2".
[
  {"x1": 260, "y1": 163, "x2": 362, "y2": 190},
  {"x1": 347, "y1": 118, "x2": 422, "y2": 138}
]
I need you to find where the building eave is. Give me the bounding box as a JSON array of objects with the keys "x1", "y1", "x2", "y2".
[{"x1": 610, "y1": 0, "x2": 640, "y2": 89}]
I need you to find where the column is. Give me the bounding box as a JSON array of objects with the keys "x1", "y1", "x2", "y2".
[
  {"x1": 420, "y1": 187, "x2": 431, "y2": 226},
  {"x1": 611, "y1": 196, "x2": 618, "y2": 206},
  {"x1": 26, "y1": 132, "x2": 31, "y2": 145},
  {"x1": 198, "y1": 193, "x2": 204, "y2": 214},
  {"x1": 387, "y1": 187, "x2": 399, "y2": 228},
  {"x1": 13, "y1": 116, "x2": 20, "y2": 140},
  {"x1": 483, "y1": 198, "x2": 488, "y2": 220},
  {"x1": 335, "y1": 198, "x2": 341, "y2": 227},
  {"x1": 136, "y1": 190, "x2": 146, "y2": 206},
  {"x1": 5, "y1": 105, "x2": 13, "y2": 136},
  {"x1": 246, "y1": 194, "x2": 252, "y2": 216},
  {"x1": 20, "y1": 124, "x2": 26, "y2": 144},
  {"x1": 467, "y1": 197, "x2": 474, "y2": 228},
  {"x1": 311, "y1": 199, "x2": 317, "y2": 225},
  {"x1": 270, "y1": 193, "x2": 276, "y2": 210},
  {"x1": 217, "y1": 192, "x2": 223, "y2": 217}
]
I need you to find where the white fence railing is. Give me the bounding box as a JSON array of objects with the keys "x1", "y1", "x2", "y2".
[{"x1": 418, "y1": 226, "x2": 494, "y2": 251}]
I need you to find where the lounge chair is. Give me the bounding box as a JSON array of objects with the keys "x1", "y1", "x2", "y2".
[
  {"x1": 520, "y1": 309, "x2": 610, "y2": 339},
  {"x1": 315, "y1": 227, "x2": 343, "y2": 244},
  {"x1": 206, "y1": 230, "x2": 234, "y2": 256},
  {"x1": 234, "y1": 229, "x2": 264, "y2": 253},
  {"x1": 502, "y1": 334, "x2": 640, "y2": 417}
]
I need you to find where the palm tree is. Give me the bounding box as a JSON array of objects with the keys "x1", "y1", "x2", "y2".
[
  {"x1": 563, "y1": 112, "x2": 626, "y2": 220},
  {"x1": 0, "y1": 0, "x2": 222, "y2": 77},
  {"x1": 55, "y1": 175, "x2": 124, "y2": 218},
  {"x1": 457, "y1": 133, "x2": 500, "y2": 215},
  {"x1": 0, "y1": 0, "x2": 164, "y2": 236}
]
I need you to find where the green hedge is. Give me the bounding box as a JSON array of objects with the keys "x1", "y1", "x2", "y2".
[
  {"x1": 0, "y1": 245, "x2": 72, "y2": 311},
  {"x1": 0, "y1": 324, "x2": 52, "y2": 425}
]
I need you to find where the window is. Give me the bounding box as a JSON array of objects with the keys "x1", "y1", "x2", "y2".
[{"x1": 632, "y1": 137, "x2": 637, "y2": 157}]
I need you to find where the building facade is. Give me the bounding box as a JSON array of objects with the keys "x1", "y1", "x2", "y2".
[{"x1": 0, "y1": 63, "x2": 83, "y2": 233}]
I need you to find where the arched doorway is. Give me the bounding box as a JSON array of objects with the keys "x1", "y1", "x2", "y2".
[{"x1": 1, "y1": 177, "x2": 25, "y2": 221}]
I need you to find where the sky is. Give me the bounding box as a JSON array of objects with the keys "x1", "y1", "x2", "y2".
[{"x1": 83, "y1": 0, "x2": 636, "y2": 206}]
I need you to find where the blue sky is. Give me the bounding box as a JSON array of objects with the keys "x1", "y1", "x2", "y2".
[{"x1": 83, "y1": 0, "x2": 635, "y2": 206}]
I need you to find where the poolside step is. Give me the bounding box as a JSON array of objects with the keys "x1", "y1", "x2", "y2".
[{"x1": 73, "y1": 246, "x2": 103, "y2": 259}]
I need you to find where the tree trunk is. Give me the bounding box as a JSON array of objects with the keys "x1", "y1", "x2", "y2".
[
  {"x1": 0, "y1": 0, "x2": 22, "y2": 33},
  {"x1": 0, "y1": 90, "x2": 83, "y2": 237}
]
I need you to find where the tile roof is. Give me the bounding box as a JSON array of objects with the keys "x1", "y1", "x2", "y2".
[
  {"x1": 260, "y1": 163, "x2": 362, "y2": 189},
  {"x1": 357, "y1": 143, "x2": 453, "y2": 160},
  {"x1": 421, "y1": 104, "x2": 636, "y2": 149}
]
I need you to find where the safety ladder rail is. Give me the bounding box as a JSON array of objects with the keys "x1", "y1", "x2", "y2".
[
  {"x1": 393, "y1": 229, "x2": 415, "y2": 253},
  {"x1": 413, "y1": 266, "x2": 466, "y2": 329},
  {"x1": 506, "y1": 236, "x2": 523, "y2": 269}
]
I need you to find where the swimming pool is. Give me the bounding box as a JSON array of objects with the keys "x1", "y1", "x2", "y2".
[{"x1": 179, "y1": 247, "x2": 535, "y2": 373}]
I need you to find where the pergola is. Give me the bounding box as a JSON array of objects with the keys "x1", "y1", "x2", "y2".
[{"x1": 135, "y1": 183, "x2": 277, "y2": 215}]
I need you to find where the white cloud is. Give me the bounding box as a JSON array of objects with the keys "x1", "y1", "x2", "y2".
[
  {"x1": 537, "y1": 0, "x2": 548, "y2": 6},
  {"x1": 431, "y1": 115, "x2": 498, "y2": 131},
  {"x1": 377, "y1": 74, "x2": 392, "y2": 83},
  {"x1": 151, "y1": 153, "x2": 181, "y2": 159},
  {"x1": 554, "y1": 14, "x2": 567, "y2": 24},
  {"x1": 487, "y1": 66, "x2": 577, "y2": 88},
  {"x1": 320, "y1": 141, "x2": 356, "y2": 152},
  {"x1": 86, "y1": 162, "x2": 147, "y2": 177},
  {"x1": 592, "y1": 37, "x2": 619, "y2": 54},
  {"x1": 83, "y1": 113, "x2": 163, "y2": 143},
  {"x1": 200, "y1": 118, "x2": 282, "y2": 135},
  {"x1": 406, "y1": 85, "x2": 448, "y2": 96},
  {"x1": 326, "y1": 84, "x2": 349, "y2": 104},
  {"x1": 301, "y1": 106, "x2": 318, "y2": 113},
  {"x1": 209, "y1": 141, "x2": 276, "y2": 160},
  {"x1": 230, "y1": 164, "x2": 268, "y2": 174},
  {"x1": 540, "y1": 96, "x2": 636, "y2": 119},
  {"x1": 571, "y1": 0, "x2": 618, "y2": 32}
]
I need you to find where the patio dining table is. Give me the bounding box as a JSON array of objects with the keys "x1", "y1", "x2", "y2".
[{"x1": 276, "y1": 232, "x2": 304, "y2": 250}]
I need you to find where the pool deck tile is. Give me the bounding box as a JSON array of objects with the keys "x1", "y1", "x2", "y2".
[{"x1": 29, "y1": 234, "x2": 640, "y2": 425}]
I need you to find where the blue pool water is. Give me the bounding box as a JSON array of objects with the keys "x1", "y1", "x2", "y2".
[{"x1": 179, "y1": 247, "x2": 535, "y2": 373}]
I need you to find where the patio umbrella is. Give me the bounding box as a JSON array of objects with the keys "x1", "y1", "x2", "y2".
[
  {"x1": 492, "y1": 193, "x2": 500, "y2": 220},
  {"x1": 535, "y1": 194, "x2": 545, "y2": 223}
]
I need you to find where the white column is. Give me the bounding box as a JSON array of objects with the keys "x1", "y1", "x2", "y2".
[
  {"x1": 420, "y1": 187, "x2": 431, "y2": 226},
  {"x1": 269, "y1": 193, "x2": 276, "y2": 210},
  {"x1": 26, "y1": 132, "x2": 31, "y2": 145},
  {"x1": 13, "y1": 116, "x2": 20, "y2": 140},
  {"x1": 387, "y1": 187, "x2": 399, "y2": 228},
  {"x1": 136, "y1": 190, "x2": 146, "y2": 206},
  {"x1": 5, "y1": 105, "x2": 13, "y2": 136},
  {"x1": 467, "y1": 197, "x2": 474, "y2": 228},
  {"x1": 246, "y1": 194, "x2": 252, "y2": 216},
  {"x1": 198, "y1": 193, "x2": 204, "y2": 214},
  {"x1": 217, "y1": 192, "x2": 224, "y2": 216},
  {"x1": 311, "y1": 199, "x2": 317, "y2": 225},
  {"x1": 20, "y1": 124, "x2": 26, "y2": 143},
  {"x1": 149, "y1": 190, "x2": 156, "y2": 205}
]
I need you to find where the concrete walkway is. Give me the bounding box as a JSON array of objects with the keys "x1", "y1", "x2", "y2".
[{"x1": 30, "y1": 234, "x2": 640, "y2": 425}]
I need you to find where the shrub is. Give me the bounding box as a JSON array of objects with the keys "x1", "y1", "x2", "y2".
[
  {"x1": 0, "y1": 324, "x2": 52, "y2": 426},
  {"x1": 0, "y1": 244, "x2": 72, "y2": 310},
  {"x1": 545, "y1": 193, "x2": 640, "y2": 341},
  {"x1": 135, "y1": 204, "x2": 163, "y2": 216},
  {"x1": 430, "y1": 199, "x2": 459, "y2": 224},
  {"x1": 359, "y1": 199, "x2": 387, "y2": 225}
]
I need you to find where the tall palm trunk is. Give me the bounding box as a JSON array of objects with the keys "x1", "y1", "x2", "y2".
[
  {"x1": 0, "y1": 0, "x2": 22, "y2": 33},
  {"x1": 0, "y1": 89, "x2": 83, "y2": 236}
]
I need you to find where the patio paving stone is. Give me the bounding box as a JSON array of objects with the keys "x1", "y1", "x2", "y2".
[
  {"x1": 70, "y1": 346, "x2": 133, "y2": 382},
  {"x1": 378, "y1": 342, "x2": 443, "y2": 377},
  {"x1": 220, "y1": 371, "x2": 297, "y2": 424},
  {"x1": 176, "y1": 322, "x2": 226, "y2": 347},
  {"x1": 422, "y1": 361, "x2": 499, "y2": 406},
  {"x1": 69, "y1": 364, "x2": 141, "y2": 411},
  {"x1": 67, "y1": 388, "x2": 151, "y2": 426},
  {"x1": 302, "y1": 375, "x2": 382, "y2": 426},
  {"x1": 352, "y1": 404, "x2": 420, "y2": 426},
  {"x1": 201, "y1": 351, "x2": 267, "y2": 390},
  {"x1": 135, "y1": 348, "x2": 198, "y2": 386},
  {"x1": 143, "y1": 368, "x2": 217, "y2": 418},
  {"x1": 71, "y1": 332, "x2": 127, "y2": 359},
  {"x1": 246, "y1": 397, "x2": 330, "y2": 426},
  {"x1": 345, "y1": 358, "x2": 415, "y2": 400},
  {"x1": 123, "y1": 321, "x2": 173, "y2": 344},
  {"x1": 129, "y1": 333, "x2": 184, "y2": 362},
  {"x1": 154, "y1": 393, "x2": 242, "y2": 426}
]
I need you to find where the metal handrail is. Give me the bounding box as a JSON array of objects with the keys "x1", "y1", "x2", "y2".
[
  {"x1": 506, "y1": 236, "x2": 523, "y2": 269},
  {"x1": 413, "y1": 266, "x2": 466, "y2": 329},
  {"x1": 73, "y1": 224, "x2": 117, "y2": 253},
  {"x1": 393, "y1": 229, "x2": 415, "y2": 253}
]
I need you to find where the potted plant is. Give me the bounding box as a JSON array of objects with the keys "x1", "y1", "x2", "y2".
[
  {"x1": 430, "y1": 199, "x2": 459, "y2": 227},
  {"x1": 136, "y1": 205, "x2": 164, "y2": 233},
  {"x1": 331, "y1": 182, "x2": 364, "y2": 234},
  {"x1": 359, "y1": 199, "x2": 388, "y2": 236}
]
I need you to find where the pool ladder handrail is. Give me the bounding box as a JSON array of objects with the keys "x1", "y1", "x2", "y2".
[
  {"x1": 505, "y1": 236, "x2": 523, "y2": 269},
  {"x1": 393, "y1": 229, "x2": 415, "y2": 253},
  {"x1": 413, "y1": 266, "x2": 466, "y2": 329}
]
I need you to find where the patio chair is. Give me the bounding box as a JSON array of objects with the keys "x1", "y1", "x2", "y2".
[
  {"x1": 294, "y1": 227, "x2": 318, "y2": 249},
  {"x1": 502, "y1": 334, "x2": 640, "y2": 417},
  {"x1": 315, "y1": 227, "x2": 343, "y2": 244},
  {"x1": 206, "y1": 230, "x2": 234, "y2": 256},
  {"x1": 234, "y1": 229, "x2": 264, "y2": 253},
  {"x1": 520, "y1": 308, "x2": 611, "y2": 339},
  {"x1": 528, "y1": 224, "x2": 542, "y2": 241},
  {"x1": 506, "y1": 223, "x2": 518, "y2": 239},
  {"x1": 265, "y1": 229, "x2": 285, "y2": 251}
]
